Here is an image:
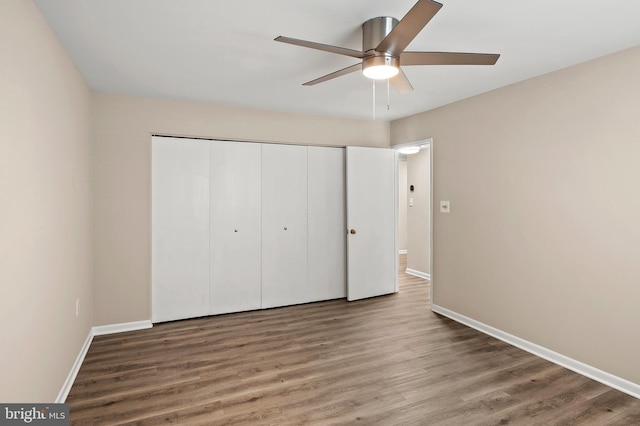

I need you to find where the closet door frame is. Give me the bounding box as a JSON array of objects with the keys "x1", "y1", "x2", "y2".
[{"x1": 151, "y1": 136, "x2": 398, "y2": 322}]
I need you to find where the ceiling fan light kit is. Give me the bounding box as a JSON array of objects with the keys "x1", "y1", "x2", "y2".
[{"x1": 362, "y1": 55, "x2": 400, "y2": 80}]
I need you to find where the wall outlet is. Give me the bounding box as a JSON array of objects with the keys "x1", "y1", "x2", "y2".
[
  {"x1": 440, "y1": 201, "x2": 451, "y2": 213},
  {"x1": 76, "y1": 298, "x2": 80, "y2": 317}
]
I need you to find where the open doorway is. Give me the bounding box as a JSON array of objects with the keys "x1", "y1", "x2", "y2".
[{"x1": 395, "y1": 139, "x2": 432, "y2": 299}]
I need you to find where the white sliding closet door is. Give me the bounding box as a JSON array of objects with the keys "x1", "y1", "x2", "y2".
[
  {"x1": 152, "y1": 137, "x2": 210, "y2": 323},
  {"x1": 308, "y1": 146, "x2": 346, "y2": 300},
  {"x1": 209, "y1": 140, "x2": 262, "y2": 315},
  {"x1": 261, "y1": 144, "x2": 308, "y2": 308}
]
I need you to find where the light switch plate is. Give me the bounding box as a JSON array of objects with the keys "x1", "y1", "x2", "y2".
[{"x1": 440, "y1": 201, "x2": 450, "y2": 213}]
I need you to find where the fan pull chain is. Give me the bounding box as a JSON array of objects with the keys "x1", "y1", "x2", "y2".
[
  {"x1": 372, "y1": 79, "x2": 376, "y2": 120},
  {"x1": 387, "y1": 78, "x2": 390, "y2": 110}
]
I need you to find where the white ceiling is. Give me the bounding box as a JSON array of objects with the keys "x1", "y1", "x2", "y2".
[{"x1": 34, "y1": 0, "x2": 640, "y2": 121}]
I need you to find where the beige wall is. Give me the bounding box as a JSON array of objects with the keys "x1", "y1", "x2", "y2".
[
  {"x1": 398, "y1": 159, "x2": 408, "y2": 252},
  {"x1": 406, "y1": 147, "x2": 431, "y2": 274},
  {"x1": 91, "y1": 93, "x2": 390, "y2": 325},
  {"x1": 0, "y1": 1, "x2": 92, "y2": 402},
  {"x1": 391, "y1": 46, "x2": 640, "y2": 384}
]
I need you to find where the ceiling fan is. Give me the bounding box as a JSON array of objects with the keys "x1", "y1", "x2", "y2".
[{"x1": 275, "y1": 0, "x2": 500, "y2": 93}]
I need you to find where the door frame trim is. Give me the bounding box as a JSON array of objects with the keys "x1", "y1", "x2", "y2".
[{"x1": 393, "y1": 138, "x2": 433, "y2": 304}]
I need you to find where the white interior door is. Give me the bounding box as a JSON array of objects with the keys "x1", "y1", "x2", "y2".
[
  {"x1": 261, "y1": 144, "x2": 308, "y2": 308},
  {"x1": 152, "y1": 137, "x2": 210, "y2": 322},
  {"x1": 209, "y1": 140, "x2": 262, "y2": 315},
  {"x1": 346, "y1": 146, "x2": 397, "y2": 301}
]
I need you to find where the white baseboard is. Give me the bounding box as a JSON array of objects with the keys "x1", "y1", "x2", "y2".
[
  {"x1": 405, "y1": 268, "x2": 431, "y2": 281},
  {"x1": 399, "y1": 249, "x2": 408, "y2": 255},
  {"x1": 55, "y1": 330, "x2": 94, "y2": 403},
  {"x1": 93, "y1": 320, "x2": 153, "y2": 336},
  {"x1": 57, "y1": 320, "x2": 152, "y2": 402},
  {"x1": 431, "y1": 304, "x2": 640, "y2": 400}
]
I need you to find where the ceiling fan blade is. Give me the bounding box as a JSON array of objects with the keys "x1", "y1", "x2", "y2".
[
  {"x1": 275, "y1": 36, "x2": 365, "y2": 59},
  {"x1": 401, "y1": 51, "x2": 500, "y2": 66},
  {"x1": 376, "y1": 0, "x2": 442, "y2": 56},
  {"x1": 303, "y1": 63, "x2": 363, "y2": 86},
  {"x1": 390, "y1": 68, "x2": 414, "y2": 93}
]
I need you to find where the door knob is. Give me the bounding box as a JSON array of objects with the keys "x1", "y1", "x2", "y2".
[
  {"x1": 284, "y1": 227, "x2": 288, "y2": 231},
  {"x1": 350, "y1": 229, "x2": 357, "y2": 235}
]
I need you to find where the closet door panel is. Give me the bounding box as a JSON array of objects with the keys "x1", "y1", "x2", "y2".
[
  {"x1": 346, "y1": 146, "x2": 397, "y2": 301},
  {"x1": 152, "y1": 137, "x2": 210, "y2": 323},
  {"x1": 209, "y1": 140, "x2": 262, "y2": 314},
  {"x1": 261, "y1": 144, "x2": 308, "y2": 308},
  {"x1": 308, "y1": 146, "x2": 346, "y2": 300}
]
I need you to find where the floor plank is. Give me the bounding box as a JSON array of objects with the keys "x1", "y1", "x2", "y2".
[{"x1": 67, "y1": 256, "x2": 640, "y2": 425}]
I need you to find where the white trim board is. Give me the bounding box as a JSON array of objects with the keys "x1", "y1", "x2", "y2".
[
  {"x1": 55, "y1": 331, "x2": 93, "y2": 403},
  {"x1": 431, "y1": 304, "x2": 640, "y2": 400},
  {"x1": 93, "y1": 320, "x2": 152, "y2": 336},
  {"x1": 406, "y1": 268, "x2": 430, "y2": 281},
  {"x1": 56, "y1": 320, "x2": 153, "y2": 402}
]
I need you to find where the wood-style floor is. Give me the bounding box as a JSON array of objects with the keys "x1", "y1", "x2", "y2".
[{"x1": 67, "y1": 256, "x2": 640, "y2": 425}]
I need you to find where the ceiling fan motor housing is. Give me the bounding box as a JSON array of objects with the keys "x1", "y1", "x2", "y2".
[{"x1": 362, "y1": 16, "x2": 399, "y2": 54}]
